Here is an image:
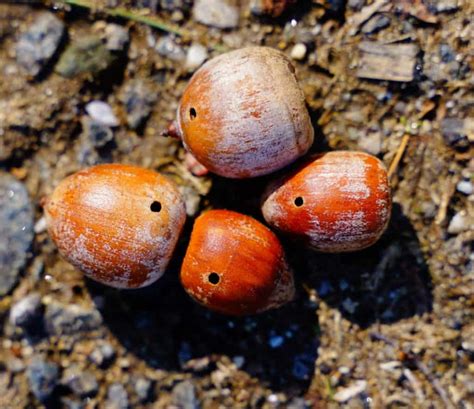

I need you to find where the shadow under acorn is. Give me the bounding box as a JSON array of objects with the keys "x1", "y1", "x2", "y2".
[
  {"x1": 292, "y1": 203, "x2": 433, "y2": 327},
  {"x1": 87, "y1": 233, "x2": 319, "y2": 397}
]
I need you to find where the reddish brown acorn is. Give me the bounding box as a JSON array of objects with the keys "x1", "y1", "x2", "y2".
[
  {"x1": 181, "y1": 210, "x2": 294, "y2": 315},
  {"x1": 44, "y1": 164, "x2": 186, "y2": 288},
  {"x1": 175, "y1": 46, "x2": 314, "y2": 178},
  {"x1": 262, "y1": 151, "x2": 392, "y2": 252}
]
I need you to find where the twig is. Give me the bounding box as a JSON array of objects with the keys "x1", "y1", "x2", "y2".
[
  {"x1": 402, "y1": 368, "x2": 424, "y2": 402},
  {"x1": 434, "y1": 177, "x2": 456, "y2": 225},
  {"x1": 54, "y1": 0, "x2": 190, "y2": 37},
  {"x1": 387, "y1": 134, "x2": 410, "y2": 179},
  {"x1": 413, "y1": 360, "x2": 454, "y2": 409}
]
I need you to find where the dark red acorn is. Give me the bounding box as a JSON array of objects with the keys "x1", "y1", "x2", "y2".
[{"x1": 181, "y1": 209, "x2": 294, "y2": 315}]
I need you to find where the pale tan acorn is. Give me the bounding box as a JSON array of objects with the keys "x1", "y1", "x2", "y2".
[
  {"x1": 43, "y1": 164, "x2": 186, "y2": 288},
  {"x1": 174, "y1": 46, "x2": 314, "y2": 178}
]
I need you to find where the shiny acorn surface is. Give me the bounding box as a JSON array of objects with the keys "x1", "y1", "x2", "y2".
[
  {"x1": 176, "y1": 46, "x2": 314, "y2": 178},
  {"x1": 262, "y1": 151, "x2": 392, "y2": 252},
  {"x1": 44, "y1": 164, "x2": 186, "y2": 288},
  {"x1": 181, "y1": 209, "x2": 295, "y2": 315}
]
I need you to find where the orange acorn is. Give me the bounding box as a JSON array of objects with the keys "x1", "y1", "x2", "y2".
[
  {"x1": 44, "y1": 164, "x2": 186, "y2": 288},
  {"x1": 175, "y1": 46, "x2": 314, "y2": 178},
  {"x1": 181, "y1": 210, "x2": 294, "y2": 315},
  {"x1": 261, "y1": 151, "x2": 391, "y2": 252}
]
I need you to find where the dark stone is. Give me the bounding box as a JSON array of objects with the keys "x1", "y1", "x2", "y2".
[
  {"x1": 120, "y1": 80, "x2": 157, "y2": 130},
  {"x1": 362, "y1": 14, "x2": 391, "y2": 34},
  {"x1": 0, "y1": 173, "x2": 34, "y2": 296},
  {"x1": 27, "y1": 358, "x2": 60, "y2": 402},
  {"x1": 16, "y1": 12, "x2": 65, "y2": 77},
  {"x1": 45, "y1": 301, "x2": 102, "y2": 336},
  {"x1": 55, "y1": 36, "x2": 115, "y2": 78},
  {"x1": 9, "y1": 293, "x2": 43, "y2": 333},
  {"x1": 83, "y1": 118, "x2": 114, "y2": 148}
]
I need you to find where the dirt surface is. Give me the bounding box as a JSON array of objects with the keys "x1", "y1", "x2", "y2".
[{"x1": 0, "y1": 1, "x2": 473, "y2": 408}]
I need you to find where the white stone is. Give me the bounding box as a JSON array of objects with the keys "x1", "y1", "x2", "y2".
[
  {"x1": 193, "y1": 0, "x2": 239, "y2": 29},
  {"x1": 447, "y1": 211, "x2": 471, "y2": 234},
  {"x1": 185, "y1": 43, "x2": 209, "y2": 71},
  {"x1": 85, "y1": 101, "x2": 119, "y2": 127},
  {"x1": 333, "y1": 380, "x2": 367, "y2": 403},
  {"x1": 456, "y1": 180, "x2": 473, "y2": 195},
  {"x1": 290, "y1": 43, "x2": 307, "y2": 61}
]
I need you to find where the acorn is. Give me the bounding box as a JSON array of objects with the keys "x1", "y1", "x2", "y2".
[
  {"x1": 175, "y1": 46, "x2": 314, "y2": 178},
  {"x1": 43, "y1": 164, "x2": 186, "y2": 288},
  {"x1": 261, "y1": 151, "x2": 392, "y2": 252},
  {"x1": 181, "y1": 209, "x2": 294, "y2": 315}
]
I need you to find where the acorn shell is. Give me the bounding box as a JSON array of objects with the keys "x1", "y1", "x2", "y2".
[
  {"x1": 261, "y1": 151, "x2": 392, "y2": 252},
  {"x1": 177, "y1": 46, "x2": 314, "y2": 178},
  {"x1": 44, "y1": 164, "x2": 186, "y2": 288},
  {"x1": 181, "y1": 209, "x2": 294, "y2": 315}
]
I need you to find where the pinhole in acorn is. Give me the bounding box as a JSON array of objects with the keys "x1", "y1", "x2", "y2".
[
  {"x1": 189, "y1": 107, "x2": 197, "y2": 120},
  {"x1": 294, "y1": 197, "x2": 304, "y2": 207},
  {"x1": 150, "y1": 201, "x2": 162, "y2": 212},
  {"x1": 208, "y1": 272, "x2": 220, "y2": 285}
]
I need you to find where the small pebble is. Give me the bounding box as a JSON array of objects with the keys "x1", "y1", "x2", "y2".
[
  {"x1": 290, "y1": 43, "x2": 307, "y2": 61},
  {"x1": 62, "y1": 366, "x2": 99, "y2": 398},
  {"x1": 104, "y1": 24, "x2": 129, "y2": 51},
  {"x1": 44, "y1": 301, "x2": 102, "y2": 336},
  {"x1": 333, "y1": 380, "x2": 367, "y2": 403},
  {"x1": 193, "y1": 0, "x2": 239, "y2": 29},
  {"x1": 358, "y1": 131, "x2": 382, "y2": 156},
  {"x1": 185, "y1": 43, "x2": 209, "y2": 70},
  {"x1": 156, "y1": 36, "x2": 186, "y2": 62},
  {"x1": 233, "y1": 356, "x2": 245, "y2": 369},
  {"x1": 27, "y1": 358, "x2": 60, "y2": 402},
  {"x1": 9, "y1": 293, "x2": 42, "y2": 329},
  {"x1": 82, "y1": 117, "x2": 114, "y2": 148},
  {"x1": 85, "y1": 101, "x2": 119, "y2": 127},
  {"x1": 172, "y1": 380, "x2": 199, "y2": 409},
  {"x1": 269, "y1": 335, "x2": 284, "y2": 348},
  {"x1": 132, "y1": 377, "x2": 153, "y2": 402},
  {"x1": 456, "y1": 180, "x2": 473, "y2": 195},
  {"x1": 89, "y1": 341, "x2": 116, "y2": 367},
  {"x1": 447, "y1": 211, "x2": 471, "y2": 234},
  {"x1": 56, "y1": 36, "x2": 115, "y2": 78},
  {"x1": 16, "y1": 13, "x2": 65, "y2": 76},
  {"x1": 361, "y1": 14, "x2": 390, "y2": 34},
  {"x1": 105, "y1": 383, "x2": 129, "y2": 409},
  {"x1": 120, "y1": 80, "x2": 157, "y2": 130}
]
